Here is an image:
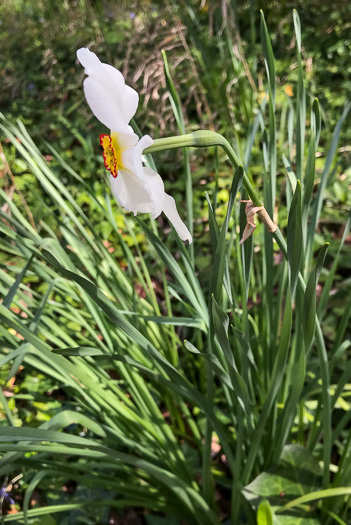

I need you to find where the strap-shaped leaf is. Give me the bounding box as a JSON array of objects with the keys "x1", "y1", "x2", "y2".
[
  {"x1": 303, "y1": 243, "x2": 329, "y2": 352},
  {"x1": 293, "y1": 10, "x2": 306, "y2": 182},
  {"x1": 287, "y1": 181, "x2": 302, "y2": 299},
  {"x1": 260, "y1": 12, "x2": 276, "y2": 101},
  {"x1": 257, "y1": 499, "x2": 274, "y2": 525},
  {"x1": 209, "y1": 166, "x2": 243, "y2": 302}
]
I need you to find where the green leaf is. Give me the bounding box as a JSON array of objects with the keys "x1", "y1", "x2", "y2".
[
  {"x1": 293, "y1": 10, "x2": 302, "y2": 52},
  {"x1": 283, "y1": 154, "x2": 297, "y2": 193},
  {"x1": 243, "y1": 287, "x2": 292, "y2": 483},
  {"x1": 138, "y1": 316, "x2": 206, "y2": 329},
  {"x1": 306, "y1": 102, "x2": 350, "y2": 268},
  {"x1": 162, "y1": 50, "x2": 185, "y2": 132},
  {"x1": 209, "y1": 166, "x2": 243, "y2": 301},
  {"x1": 311, "y1": 98, "x2": 321, "y2": 149},
  {"x1": 277, "y1": 487, "x2": 351, "y2": 513},
  {"x1": 240, "y1": 196, "x2": 253, "y2": 299},
  {"x1": 260, "y1": 12, "x2": 276, "y2": 101},
  {"x1": 260, "y1": 12, "x2": 277, "y2": 209},
  {"x1": 206, "y1": 193, "x2": 220, "y2": 252},
  {"x1": 257, "y1": 500, "x2": 274, "y2": 525},
  {"x1": 2, "y1": 254, "x2": 34, "y2": 308},
  {"x1": 273, "y1": 351, "x2": 306, "y2": 462},
  {"x1": 303, "y1": 244, "x2": 329, "y2": 352},
  {"x1": 183, "y1": 340, "x2": 234, "y2": 393},
  {"x1": 318, "y1": 208, "x2": 351, "y2": 319},
  {"x1": 302, "y1": 100, "x2": 320, "y2": 219},
  {"x1": 0, "y1": 429, "x2": 220, "y2": 524},
  {"x1": 293, "y1": 10, "x2": 306, "y2": 182},
  {"x1": 135, "y1": 220, "x2": 204, "y2": 318},
  {"x1": 211, "y1": 297, "x2": 252, "y2": 421},
  {"x1": 274, "y1": 517, "x2": 320, "y2": 525},
  {"x1": 287, "y1": 181, "x2": 302, "y2": 298},
  {"x1": 244, "y1": 445, "x2": 322, "y2": 523}
]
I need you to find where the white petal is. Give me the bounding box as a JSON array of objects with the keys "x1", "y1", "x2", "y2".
[
  {"x1": 162, "y1": 193, "x2": 192, "y2": 243},
  {"x1": 124, "y1": 85, "x2": 139, "y2": 123},
  {"x1": 120, "y1": 135, "x2": 153, "y2": 181},
  {"x1": 142, "y1": 167, "x2": 165, "y2": 219},
  {"x1": 77, "y1": 47, "x2": 138, "y2": 132},
  {"x1": 77, "y1": 48, "x2": 100, "y2": 72},
  {"x1": 111, "y1": 131, "x2": 139, "y2": 152},
  {"x1": 110, "y1": 171, "x2": 149, "y2": 212},
  {"x1": 134, "y1": 134, "x2": 154, "y2": 156},
  {"x1": 110, "y1": 167, "x2": 164, "y2": 218},
  {"x1": 132, "y1": 135, "x2": 154, "y2": 178}
]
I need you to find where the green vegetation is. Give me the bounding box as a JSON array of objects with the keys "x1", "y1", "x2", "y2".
[{"x1": 1, "y1": 1, "x2": 351, "y2": 524}]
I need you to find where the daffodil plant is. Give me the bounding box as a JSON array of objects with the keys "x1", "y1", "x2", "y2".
[
  {"x1": 78, "y1": 48, "x2": 277, "y2": 245},
  {"x1": 1, "y1": 11, "x2": 350, "y2": 525}
]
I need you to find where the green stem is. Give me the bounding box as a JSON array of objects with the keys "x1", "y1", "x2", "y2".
[{"x1": 145, "y1": 131, "x2": 260, "y2": 207}]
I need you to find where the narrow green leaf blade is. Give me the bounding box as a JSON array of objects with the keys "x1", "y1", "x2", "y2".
[
  {"x1": 303, "y1": 243, "x2": 329, "y2": 352},
  {"x1": 260, "y1": 12, "x2": 276, "y2": 101},
  {"x1": 257, "y1": 499, "x2": 274, "y2": 525},
  {"x1": 210, "y1": 166, "x2": 243, "y2": 301},
  {"x1": 287, "y1": 181, "x2": 302, "y2": 298}
]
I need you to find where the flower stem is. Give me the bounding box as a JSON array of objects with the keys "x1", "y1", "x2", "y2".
[
  {"x1": 146, "y1": 131, "x2": 278, "y2": 238},
  {"x1": 145, "y1": 130, "x2": 260, "y2": 204}
]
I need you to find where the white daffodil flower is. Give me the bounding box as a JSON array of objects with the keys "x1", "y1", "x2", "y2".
[{"x1": 77, "y1": 48, "x2": 192, "y2": 243}]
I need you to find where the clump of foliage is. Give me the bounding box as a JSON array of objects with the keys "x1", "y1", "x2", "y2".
[{"x1": 1, "y1": 3, "x2": 351, "y2": 525}]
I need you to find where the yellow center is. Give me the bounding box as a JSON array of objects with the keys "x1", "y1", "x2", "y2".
[{"x1": 100, "y1": 134, "x2": 119, "y2": 178}]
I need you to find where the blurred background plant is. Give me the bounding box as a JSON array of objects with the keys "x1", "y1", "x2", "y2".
[{"x1": 1, "y1": 1, "x2": 351, "y2": 524}]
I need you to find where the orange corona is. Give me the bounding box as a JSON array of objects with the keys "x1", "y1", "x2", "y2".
[{"x1": 100, "y1": 134, "x2": 118, "y2": 178}]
